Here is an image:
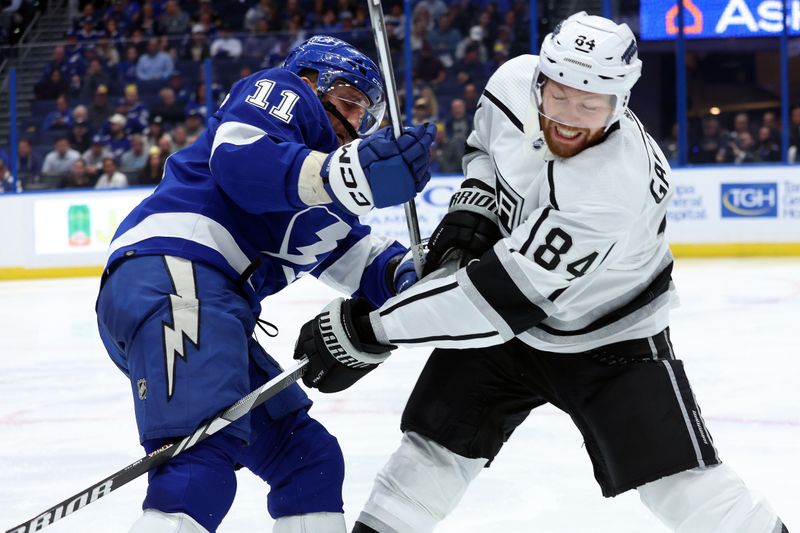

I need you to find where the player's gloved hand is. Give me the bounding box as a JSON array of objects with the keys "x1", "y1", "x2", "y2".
[
  {"x1": 294, "y1": 297, "x2": 395, "y2": 393},
  {"x1": 422, "y1": 183, "x2": 502, "y2": 277},
  {"x1": 388, "y1": 247, "x2": 421, "y2": 295},
  {"x1": 321, "y1": 123, "x2": 436, "y2": 216}
]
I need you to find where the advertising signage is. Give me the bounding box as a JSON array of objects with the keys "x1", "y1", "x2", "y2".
[{"x1": 640, "y1": 0, "x2": 800, "y2": 40}]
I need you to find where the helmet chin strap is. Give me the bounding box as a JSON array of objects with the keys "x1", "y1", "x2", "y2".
[{"x1": 321, "y1": 99, "x2": 360, "y2": 142}]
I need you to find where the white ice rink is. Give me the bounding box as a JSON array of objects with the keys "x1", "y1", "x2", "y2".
[{"x1": 1, "y1": 258, "x2": 798, "y2": 532}]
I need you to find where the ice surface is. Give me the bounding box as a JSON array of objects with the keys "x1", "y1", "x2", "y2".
[{"x1": 1, "y1": 258, "x2": 798, "y2": 532}]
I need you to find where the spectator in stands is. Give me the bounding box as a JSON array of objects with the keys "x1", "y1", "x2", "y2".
[
  {"x1": 123, "y1": 84, "x2": 149, "y2": 133},
  {"x1": 791, "y1": 105, "x2": 800, "y2": 143},
  {"x1": 731, "y1": 112, "x2": 752, "y2": 142},
  {"x1": 354, "y1": 4, "x2": 370, "y2": 26},
  {"x1": 138, "y1": 146, "x2": 166, "y2": 185},
  {"x1": 80, "y1": 57, "x2": 112, "y2": 101},
  {"x1": 42, "y1": 45, "x2": 67, "y2": 80},
  {"x1": 118, "y1": 45, "x2": 140, "y2": 84},
  {"x1": 136, "y1": 37, "x2": 174, "y2": 81},
  {"x1": 166, "y1": 71, "x2": 190, "y2": 104},
  {"x1": 452, "y1": 42, "x2": 486, "y2": 85},
  {"x1": 77, "y1": 15, "x2": 103, "y2": 42},
  {"x1": 412, "y1": 97, "x2": 436, "y2": 125},
  {"x1": 445, "y1": 98, "x2": 471, "y2": 143},
  {"x1": 185, "y1": 109, "x2": 205, "y2": 143},
  {"x1": 72, "y1": 104, "x2": 89, "y2": 125},
  {"x1": 69, "y1": 119, "x2": 93, "y2": 153},
  {"x1": 761, "y1": 111, "x2": 779, "y2": 139},
  {"x1": 104, "y1": 18, "x2": 124, "y2": 49},
  {"x1": 492, "y1": 25, "x2": 513, "y2": 59},
  {"x1": 462, "y1": 82, "x2": 479, "y2": 111},
  {"x1": 691, "y1": 115, "x2": 729, "y2": 164},
  {"x1": 159, "y1": 0, "x2": 190, "y2": 35},
  {"x1": 89, "y1": 84, "x2": 114, "y2": 131},
  {"x1": 421, "y1": 0, "x2": 450, "y2": 23},
  {"x1": 184, "y1": 26, "x2": 211, "y2": 61},
  {"x1": 157, "y1": 134, "x2": 174, "y2": 156},
  {"x1": 0, "y1": 158, "x2": 19, "y2": 194},
  {"x1": 97, "y1": 38, "x2": 120, "y2": 68},
  {"x1": 384, "y1": 3, "x2": 405, "y2": 44},
  {"x1": 129, "y1": 28, "x2": 147, "y2": 55},
  {"x1": 409, "y1": 9, "x2": 429, "y2": 52},
  {"x1": 152, "y1": 87, "x2": 185, "y2": 126},
  {"x1": 660, "y1": 123, "x2": 679, "y2": 162},
  {"x1": 106, "y1": 114, "x2": 132, "y2": 160},
  {"x1": 790, "y1": 105, "x2": 800, "y2": 162},
  {"x1": 59, "y1": 159, "x2": 94, "y2": 189},
  {"x1": 120, "y1": 134, "x2": 148, "y2": 176},
  {"x1": 95, "y1": 157, "x2": 129, "y2": 189},
  {"x1": 193, "y1": 12, "x2": 218, "y2": 38},
  {"x1": 243, "y1": 18, "x2": 277, "y2": 64},
  {"x1": 487, "y1": 46, "x2": 509, "y2": 75},
  {"x1": 722, "y1": 130, "x2": 758, "y2": 164},
  {"x1": 756, "y1": 125, "x2": 781, "y2": 162},
  {"x1": 428, "y1": 13, "x2": 461, "y2": 68},
  {"x1": 83, "y1": 134, "x2": 113, "y2": 178},
  {"x1": 34, "y1": 69, "x2": 68, "y2": 100},
  {"x1": 42, "y1": 137, "x2": 81, "y2": 178},
  {"x1": 210, "y1": 24, "x2": 243, "y2": 59},
  {"x1": 431, "y1": 123, "x2": 456, "y2": 173},
  {"x1": 412, "y1": 42, "x2": 446, "y2": 87},
  {"x1": 455, "y1": 25, "x2": 488, "y2": 63},
  {"x1": 42, "y1": 95, "x2": 73, "y2": 131},
  {"x1": 138, "y1": 2, "x2": 158, "y2": 35},
  {"x1": 244, "y1": 0, "x2": 273, "y2": 32},
  {"x1": 169, "y1": 124, "x2": 190, "y2": 151},
  {"x1": 145, "y1": 115, "x2": 165, "y2": 147},
  {"x1": 16, "y1": 138, "x2": 42, "y2": 184}
]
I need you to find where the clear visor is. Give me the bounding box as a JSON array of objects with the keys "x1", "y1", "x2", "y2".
[
  {"x1": 533, "y1": 75, "x2": 616, "y2": 130},
  {"x1": 324, "y1": 82, "x2": 386, "y2": 136}
]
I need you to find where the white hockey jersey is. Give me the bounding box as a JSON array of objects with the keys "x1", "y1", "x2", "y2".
[{"x1": 370, "y1": 54, "x2": 677, "y2": 354}]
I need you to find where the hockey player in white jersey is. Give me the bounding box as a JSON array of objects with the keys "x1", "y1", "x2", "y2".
[{"x1": 293, "y1": 14, "x2": 789, "y2": 533}]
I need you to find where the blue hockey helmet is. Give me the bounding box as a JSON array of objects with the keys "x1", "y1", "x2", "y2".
[{"x1": 283, "y1": 35, "x2": 386, "y2": 136}]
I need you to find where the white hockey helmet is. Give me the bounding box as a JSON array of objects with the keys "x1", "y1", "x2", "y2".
[{"x1": 533, "y1": 12, "x2": 642, "y2": 130}]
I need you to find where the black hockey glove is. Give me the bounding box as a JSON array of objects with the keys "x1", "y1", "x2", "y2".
[
  {"x1": 294, "y1": 297, "x2": 395, "y2": 393},
  {"x1": 422, "y1": 182, "x2": 502, "y2": 277}
]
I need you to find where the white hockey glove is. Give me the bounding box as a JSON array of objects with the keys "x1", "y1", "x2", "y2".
[
  {"x1": 422, "y1": 181, "x2": 502, "y2": 277},
  {"x1": 294, "y1": 297, "x2": 395, "y2": 393},
  {"x1": 320, "y1": 124, "x2": 436, "y2": 215}
]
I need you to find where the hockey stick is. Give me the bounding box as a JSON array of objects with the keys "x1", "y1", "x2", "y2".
[
  {"x1": 5, "y1": 358, "x2": 308, "y2": 533},
  {"x1": 367, "y1": 0, "x2": 426, "y2": 277}
]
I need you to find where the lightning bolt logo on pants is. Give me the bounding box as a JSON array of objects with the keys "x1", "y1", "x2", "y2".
[{"x1": 162, "y1": 256, "x2": 200, "y2": 400}]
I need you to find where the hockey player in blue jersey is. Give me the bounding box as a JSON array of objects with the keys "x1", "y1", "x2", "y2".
[{"x1": 96, "y1": 35, "x2": 435, "y2": 532}]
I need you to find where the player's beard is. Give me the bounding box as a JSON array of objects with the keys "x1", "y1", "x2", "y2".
[{"x1": 541, "y1": 116, "x2": 606, "y2": 158}]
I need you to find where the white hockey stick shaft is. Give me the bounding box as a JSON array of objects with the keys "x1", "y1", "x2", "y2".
[
  {"x1": 5, "y1": 359, "x2": 308, "y2": 533},
  {"x1": 367, "y1": 0, "x2": 426, "y2": 276}
]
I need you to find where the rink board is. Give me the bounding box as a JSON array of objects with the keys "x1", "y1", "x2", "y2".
[{"x1": 1, "y1": 165, "x2": 799, "y2": 279}]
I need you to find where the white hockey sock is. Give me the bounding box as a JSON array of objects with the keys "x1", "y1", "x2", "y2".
[
  {"x1": 272, "y1": 512, "x2": 346, "y2": 533},
  {"x1": 638, "y1": 464, "x2": 782, "y2": 533},
  {"x1": 358, "y1": 431, "x2": 487, "y2": 533},
  {"x1": 129, "y1": 509, "x2": 208, "y2": 533}
]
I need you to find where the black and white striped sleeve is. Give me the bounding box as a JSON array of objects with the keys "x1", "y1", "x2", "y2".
[{"x1": 369, "y1": 199, "x2": 632, "y2": 350}]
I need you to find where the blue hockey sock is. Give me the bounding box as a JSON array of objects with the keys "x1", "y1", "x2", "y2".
[{"x1": 142, "y1": 432, "x2": 246, "y2": 532}]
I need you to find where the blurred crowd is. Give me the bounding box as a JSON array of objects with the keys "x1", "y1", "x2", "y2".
[
  {"x1": 659, "y1": 107, "x2": 800, "y2": 165},
  {"x1": 3, "y1": 0, "x2": 535, "y2": 192},
  {"x1": 2, "y1": 0, "x2": 799, "y2": 194}
]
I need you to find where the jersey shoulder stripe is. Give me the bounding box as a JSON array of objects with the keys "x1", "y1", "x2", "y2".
[{"x1": 483, "y1": 89, "x2": 524, "y2": 133}]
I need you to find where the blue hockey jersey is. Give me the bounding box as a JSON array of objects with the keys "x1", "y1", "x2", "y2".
[{"x1": 105, "y1": 67, "x2": 405, "y2": 314}]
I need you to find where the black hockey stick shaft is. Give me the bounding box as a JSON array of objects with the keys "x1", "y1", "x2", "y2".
[
  {"x1": 5, "y1": 359, "x2": 308, "y2": 533},
  {"x1": 367, "y1": 0, "x2": 426, "y2": 277}
]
